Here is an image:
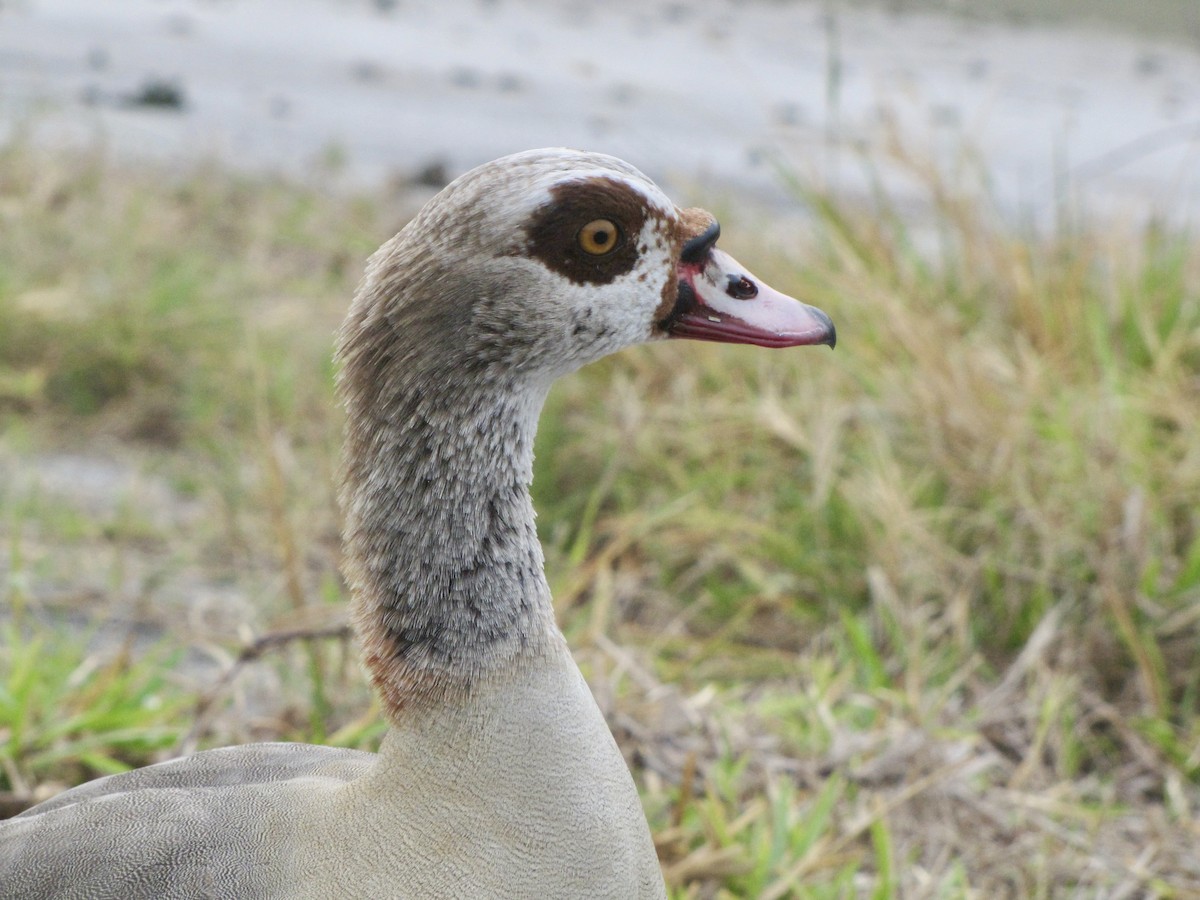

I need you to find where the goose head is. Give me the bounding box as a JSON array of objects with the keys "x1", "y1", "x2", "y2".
[{"x1": 343, "y1": 148, "x2": 834, "y2": 394}]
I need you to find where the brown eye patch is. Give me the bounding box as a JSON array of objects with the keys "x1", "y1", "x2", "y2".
[{"x1": 524, "y1": 177, "x2": 657, "y2": 285}]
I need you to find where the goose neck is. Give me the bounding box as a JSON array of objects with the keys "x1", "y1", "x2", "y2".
[{"x1": 342, "y1": 376, "x2": 560, "y2": 721}]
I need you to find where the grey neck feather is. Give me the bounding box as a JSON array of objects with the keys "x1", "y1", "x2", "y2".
[{"x1": 340, "y1": 345, "x2": 561, "y2": 717}]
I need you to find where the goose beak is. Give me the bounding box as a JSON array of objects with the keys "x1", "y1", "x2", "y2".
[{"x1": 662, "y1": 224, "x2": 836, "y2": 349}]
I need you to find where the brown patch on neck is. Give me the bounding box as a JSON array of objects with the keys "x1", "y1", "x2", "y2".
[
  {"x1": 357, "y1": 621, "x2": 471, "y2": 719},
  {"x1": 351, "y1": 566, "x2": 559, "y2": 722},
  {"x1": 653, "y1": 206, "x2": 720, "y2": 323},
  {"x1": 525, "y1": 176, "x2": 661, "y2": 285},
  {"x1": 359, "y1": 638, "x2": 460, "y2": 720}
]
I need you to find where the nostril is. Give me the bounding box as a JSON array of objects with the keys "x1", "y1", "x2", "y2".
[{"x1": 726, "y1": 275, "x2": 758, "y2": 300}]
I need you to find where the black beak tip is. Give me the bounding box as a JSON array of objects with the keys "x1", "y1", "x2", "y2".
[{"x1": 814, "y1": 308, "x2": 837, "y2": 349}]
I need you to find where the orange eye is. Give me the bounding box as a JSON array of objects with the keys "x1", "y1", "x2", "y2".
[{"x1": 577, "y1": 219, "x2": 620, "y2": 255}]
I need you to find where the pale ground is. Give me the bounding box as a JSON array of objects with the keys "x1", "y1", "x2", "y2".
[{"x1": 2, "y1": 0, "x2": 1200, "y2": 226}]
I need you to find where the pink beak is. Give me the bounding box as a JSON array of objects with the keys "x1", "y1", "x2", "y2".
[{"x1": 662, "y1": 225, "x2": 835, "y2": 350}]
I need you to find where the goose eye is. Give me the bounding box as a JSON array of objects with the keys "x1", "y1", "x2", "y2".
[{"x1": 577, "y1": 219, "x2": 621, "y2": 255}]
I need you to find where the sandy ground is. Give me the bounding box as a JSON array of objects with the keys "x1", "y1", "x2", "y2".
[{"x1": 2, "y1": 0, "x2": 1200, "y2": 225}]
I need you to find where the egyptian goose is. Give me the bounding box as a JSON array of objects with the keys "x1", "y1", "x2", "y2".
[{"x1": 0, "y1": 149, "x2": 834, "y2": 898}]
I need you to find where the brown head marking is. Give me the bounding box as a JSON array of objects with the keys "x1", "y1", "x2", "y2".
[
  {"x1": 653, "y1": 206, "x2": 720, "y2": 323},
  {"x1": 525, "y1": 176, "x2": 660, "y2": 285}
]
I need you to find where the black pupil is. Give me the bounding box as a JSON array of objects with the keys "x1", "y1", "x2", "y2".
[{"x1": 592, "y1": 227, "x2": 610, "y2": 246}]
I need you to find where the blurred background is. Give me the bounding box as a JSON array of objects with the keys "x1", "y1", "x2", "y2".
[
  {"x1": 5, "y1": 0, "x2": 1200, "y2": 222},
  {"x1": 2, "y1": 1, "x2": 1199, "y2": 896}
]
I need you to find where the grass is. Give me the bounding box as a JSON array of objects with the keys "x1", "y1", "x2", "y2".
[
  {"x1": 1, "y1": 137, "x2": 1198, "y2": 896},
  {"x1": 0, "y1": 625, "x2": 186, "y2": 810}
]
